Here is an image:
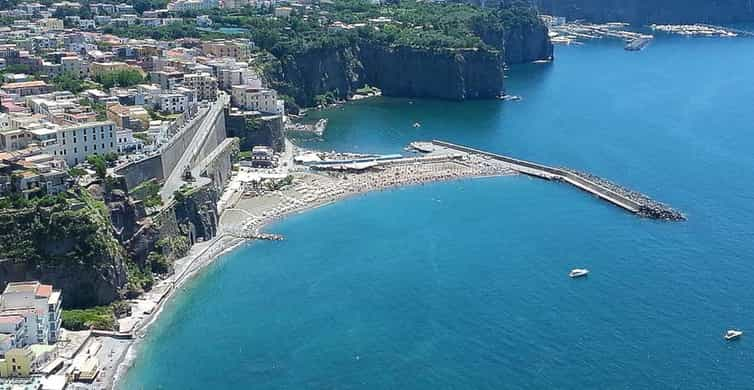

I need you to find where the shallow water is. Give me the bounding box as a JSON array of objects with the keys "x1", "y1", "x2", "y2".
[{"x1": 121, "y1": 34, "x2": 754, "y2": 389}]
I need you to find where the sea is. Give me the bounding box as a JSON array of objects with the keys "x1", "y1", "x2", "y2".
[{"x1": 119, "y1": 33, "x2": 754, "y2": 389}]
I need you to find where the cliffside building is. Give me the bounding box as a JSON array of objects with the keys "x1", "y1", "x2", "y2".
[
  {"x1": 231, "y1": 86, "x2": 283, "y2": 115},
  {"x1": 0, "y1": 281, "x2": 62, "y2": 348}
]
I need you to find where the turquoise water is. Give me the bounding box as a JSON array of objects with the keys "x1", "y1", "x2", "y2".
[{"x1": 121, "y1": 35, "x2": 754, "y2": 389}]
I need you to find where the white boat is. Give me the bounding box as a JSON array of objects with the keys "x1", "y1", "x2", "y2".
[
  {"x1": 724, "y1": 329, "x2": 743, "y2": 341},
  {"x1": 569, "y1": 268, "x2": 589, "y2": 278},
  {"x1": 412, "y1": 122, "x2": 422, "y2": 128}
]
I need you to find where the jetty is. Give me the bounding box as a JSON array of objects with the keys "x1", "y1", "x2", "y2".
[{"x1": 428, "y1": 140, "x2": 684, "y2": 221}]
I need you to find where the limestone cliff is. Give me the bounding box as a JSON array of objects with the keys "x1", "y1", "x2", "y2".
[
  {"x1": 0, "y1": 190, "x2": 128, "y2": 308},
  {"x1": 273, "y1": 42, "x2": 509, "y2": 106},
  {"x1": 534, "y1": 0, "x2": 754, "y2": 24}
]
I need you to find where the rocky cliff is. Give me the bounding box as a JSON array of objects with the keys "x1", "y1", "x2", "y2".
[
  {"x1": 534, "y1": 0, "x2": 754, "y2": 24},
  {"x1": 274, "y1": 42, "x2": 509, "y2": 106},
  {"x1": 0, "y1": 190, "x2": 128, "y2": 308}
]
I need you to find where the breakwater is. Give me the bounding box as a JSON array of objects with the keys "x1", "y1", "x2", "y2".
[{"x1": 430, "y1": 140, "x2": 685, "y2": 220}]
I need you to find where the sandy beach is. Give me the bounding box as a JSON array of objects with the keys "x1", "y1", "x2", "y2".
[{"x1": 100, "y1": 144, "x2": 519, "y2": 389}]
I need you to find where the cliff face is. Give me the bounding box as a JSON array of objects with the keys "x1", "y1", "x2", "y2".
[
  {"x1": 535, "y1": 0, "x2": 754, "y2": 24},
  {"x1": 0, "y1": 191, "x2": 128, "y2": 308},
  {"x1": 278, "y1": 42, "x2": 507, "y2": 106},
  {"x1": 476, "y1": 23, "x2": 553, "y2": 64},
  {"x1": 359, "y1": 43, "x2": 506, "y2": 100}
]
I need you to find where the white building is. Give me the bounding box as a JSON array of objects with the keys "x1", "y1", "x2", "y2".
[
  {"x1": 231, "y1": 86, "x2": 283, "y2": 114},
  {"x1": 116, "y1": 128, "x2": 143, "y2": 153},
  {"x1": 0, "y1": 282, "x2": 62, "y2": 346},
  {"x1": 61, "y1": 56, "x2": 89, "y2": 78},
  {"x1": 45, "y1": 121, "x2": 118, "y2": 166},
  {"x1": 208, "y1": 60, "x2": 262, "y2": 90},
  {"x1": 167, "y1": 0, "x2": 219, "y2": 11},
  {"x1": 157, "y1": 93, "x2": 188, "y2": 114},
  {"x1": 196, "y1": 15, "x2": 213, "y2": 27}
]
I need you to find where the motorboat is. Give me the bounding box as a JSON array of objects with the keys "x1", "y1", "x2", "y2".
[
  {"x1": 412, "y1": 122, "x2": 422, "y2": 128},
  {"x1": 725, "y1": 329, "x2": 743, "y2": 341},
  {"x1": 569, "y1": 268, "x2": 589, "y2": 278}
]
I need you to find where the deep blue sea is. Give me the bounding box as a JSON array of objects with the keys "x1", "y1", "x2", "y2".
[{"x1": 120, "y1": 34, "x2": 754, "y2": 389}]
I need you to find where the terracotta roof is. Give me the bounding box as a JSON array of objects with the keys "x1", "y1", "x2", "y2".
[{"x1": 35, "y1": 284, "x2": 52, "y2": 298}]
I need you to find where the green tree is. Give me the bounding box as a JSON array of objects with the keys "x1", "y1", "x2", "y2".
[
  {"x1": 86, "y1": 155, "x2": 107, "y2": 179},
  {"x1": 52, "y1": 73, "x2": 86, "y2": 93}
]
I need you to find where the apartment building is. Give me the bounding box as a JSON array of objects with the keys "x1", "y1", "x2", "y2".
[
  {"x1": 201, "y1": 39, "x2": 252, "y2": 60},
  {"x1": 60, "y1": 56, "x2": 89, "y2": 78},
  {"x1": 183, "y1": 72, "x2": 217, "y2": 101},
  {"x1": 46, "y1": 121, "x2": 117, "y2": 166},
  {"x1": 231, "y1": 86, "x2": 283, "y2": 114},
  {"x1": 0, "y1": 281, "x2": 62, "y2": 347},
  {"x1": 150, "y1": 70, "x2": 184, "y2": 91},
  {"x1": 0, "y1": 81, "x2": 52, "y2": 97},
  {"x1": 157, "y1": 93, "x2": 188, "y2": 114}
]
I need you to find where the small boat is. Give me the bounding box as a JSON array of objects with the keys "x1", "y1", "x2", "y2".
[
  {"x1": 569, "y1": 268, "x2": 589, "y2": 278},
  {"x1": 412, "y1": 122, "x2": 422, "y2": 128},
  {"x1": 724, "y1": 329, "x2": 743, "y2": 341},
  {"x1": 498, "y1": 94, "x2": 522, "y2": 102}
]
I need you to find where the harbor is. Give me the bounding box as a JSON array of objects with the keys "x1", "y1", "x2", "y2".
[
  {"x1": 542, "y1": 16, "x2": 654, "y2": 48},
  {"x1": 649, "y1": 23, "x2": 748, "y2": 37}
]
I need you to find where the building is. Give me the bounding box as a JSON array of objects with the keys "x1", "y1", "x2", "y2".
[
  {"x1": 60, "y1": 56, "x2": 89, "y2": 78},
  {"x1": 0, "y1": 347, "x2": 33, "y2": 377},
  {"x1": 201, "y1": 39, "x2": 252, "y2": 60},
  {"x1": 273, "y1": 6, "x2": 293, "y2": 17},
  {"x1": 183, "y1": 72, "x2": 217, "y2": 101},
  {"x1": 38, "y1": 18, "x2": 64, "y2": 30},
  {"x1": 231, "y1": 86, "x2": 284, "y2": 114},
  {"x1": 116, "y1": 128, "x2": 143, "y2": 153},
  {"x1": 45, "y1": 121, "x2": 117, "y2": 166},
  {"x1": 157, "y1": 93, "x2": 187, "y2": 114},
  {"x1": 1, "y1": 81, "x2": 52, "y2": 97},
  {"x1": 167, "y1": 0, "x2": 219, "y2": 11},
  {"x1": 207, "y1": 60, "x2": 261, "y2": 90},
  {"x1": 0, "y1": 282, "x2": 62, "y2": 346},
  {"x1": 251, "y1": 145, "x2": 273, "y2": 167},
  {"x1": 150, "y1": 70, "x2": 184, "y2": 91},
  {"x1": 106, "y1": 103, "x2": 150, "y2": 130},
  {"x1": 197, "y1": 14, "x2": 213, "y2": 27}
]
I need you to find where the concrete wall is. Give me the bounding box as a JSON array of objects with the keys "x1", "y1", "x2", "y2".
[
  {"x1": 160, "y1": 107, "x2": 211, "y2": 182},
  {"x1": 196, "y1": 137, "x2": 239, "y2": 191},
  {"x1": 191, "y1": 107, "x2": 227, "y2": 169},
  {"x1": 114, "y1": 154, "x2": 164, "y2": 190}
]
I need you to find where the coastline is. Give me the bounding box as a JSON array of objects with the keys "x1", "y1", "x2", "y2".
[{"x1": 110, "y1": 147, "x2": 519, "y2": 389}]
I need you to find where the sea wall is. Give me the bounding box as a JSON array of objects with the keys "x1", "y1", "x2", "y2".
[{"x1": 534, "y1": 0, "x2": 754, "y2": 24}]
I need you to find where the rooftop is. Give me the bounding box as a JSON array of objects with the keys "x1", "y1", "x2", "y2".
[
  {"x1": 0, "y1": 315, "x2": 24, "y2": 325},
  {"x1": 1, "y1": 80, "x2": 48, "y2": 89}
]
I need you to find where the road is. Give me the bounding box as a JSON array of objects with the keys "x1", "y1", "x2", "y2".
[{"x1": 159, "y1": 93, "x2": 228, "y2": 202}]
